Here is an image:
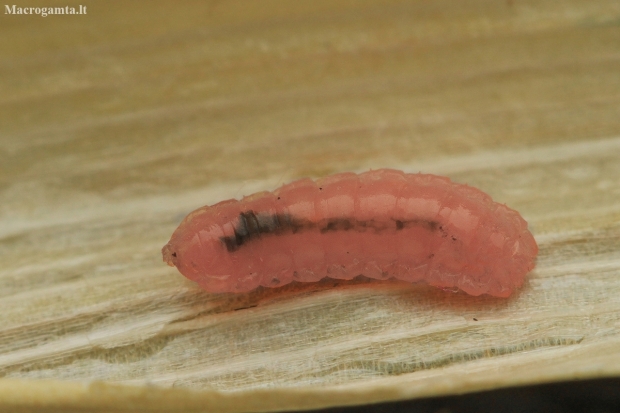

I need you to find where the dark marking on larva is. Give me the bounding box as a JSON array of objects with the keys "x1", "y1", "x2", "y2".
[
  {"x1": 256, "y1": 213, "x2": 279, "y2": 233},
  {"x1": 233, "y1": 214, "x2": 249, "y2": 246},
  {"x1": 242, "y1": 211, "x2": 261, "y2": 237},
  {"x1": 320, "y1": 219, "x2": 354, "y2": 233},
  {"x1": 222, "y1": 237, "x2": 238, "y2": 253},
  {"x1": 220, "y1": 212, "x2": 441, "y2": 252}
]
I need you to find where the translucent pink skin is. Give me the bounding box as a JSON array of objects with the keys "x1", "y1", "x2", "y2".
[{"x1": 162, "y1": 169, "x2": 538, "y2": 297}]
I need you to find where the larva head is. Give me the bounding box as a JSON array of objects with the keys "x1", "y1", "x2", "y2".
[{"x1": 163, "y1": 232, "x2": 236, "y2": 293}]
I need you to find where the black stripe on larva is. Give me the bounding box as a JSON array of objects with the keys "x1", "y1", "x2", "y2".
[
  {"x1": 320, "y1": 219, "x2": 354, "y2": 233},
  {"x1": 243, "y1": 211, "x2": 260, "y2": 236},
  {"x1": 256, "y1": 212, "x2": 279, "y2": 233},
  {"x1": 220, "y1": 211, "x2": 443, "y2": 252},
  {"x1": 222, "y1": 236, "x2": 238, "y2": 252}
]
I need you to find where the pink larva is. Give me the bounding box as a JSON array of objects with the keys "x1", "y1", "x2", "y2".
[{"x1": 162, "y1": 169, "x2": 537, "y2": 297}]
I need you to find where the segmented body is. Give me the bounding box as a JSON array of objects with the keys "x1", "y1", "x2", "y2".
[{"x1": 162, "y1": 169, "x2": 537, "y2": 297}]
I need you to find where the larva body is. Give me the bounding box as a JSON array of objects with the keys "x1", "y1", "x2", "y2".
[{"x1": 162, "y1": 169, "x2": 537, "y2": 297}]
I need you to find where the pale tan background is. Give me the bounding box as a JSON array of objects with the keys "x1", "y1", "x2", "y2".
[{"x1": 1, "y1": 1, "x2": 620, "y2": 412}]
